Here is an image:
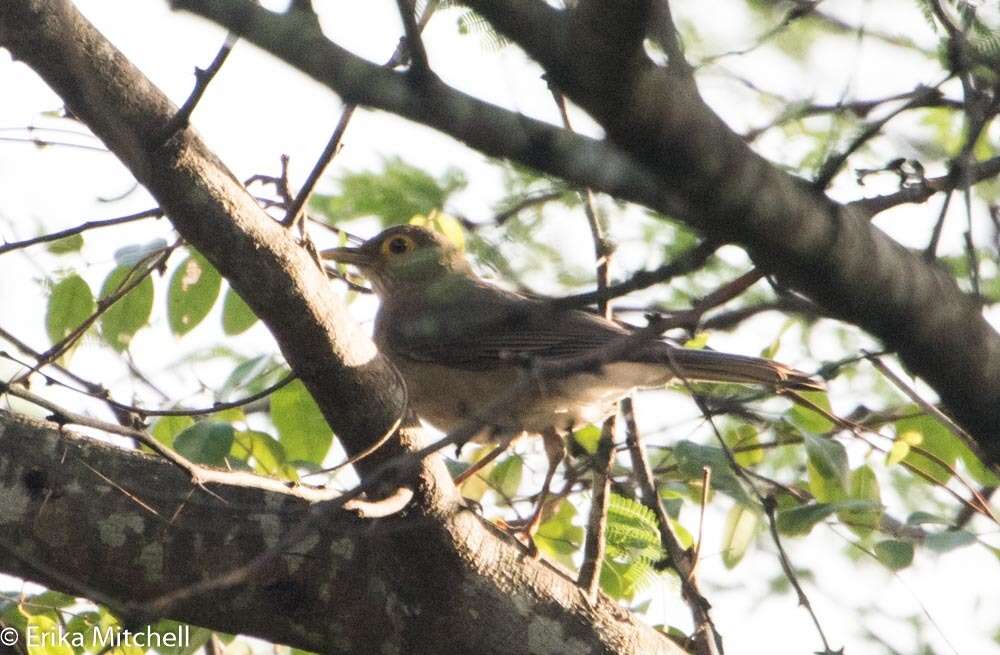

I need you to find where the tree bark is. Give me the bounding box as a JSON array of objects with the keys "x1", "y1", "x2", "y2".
[{"x1": 0, "y1": 411, "x2": 680, "y2": 654}]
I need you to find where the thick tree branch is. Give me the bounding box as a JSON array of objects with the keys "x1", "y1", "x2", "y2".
[
  {"x1": 0, "y1": 412, "x2": 682, "y2": 654},
  {"x1": 172, "y1": 0, "x2": 684, "y2": 217}
]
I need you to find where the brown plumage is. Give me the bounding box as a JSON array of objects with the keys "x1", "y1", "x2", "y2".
[{"x1": 324, "y1": 225, "x2": 822, "y2": 538}]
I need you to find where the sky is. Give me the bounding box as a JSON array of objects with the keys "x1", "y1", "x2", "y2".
[{"x1": 1, "y1": 1, "x2": 998, "y2": 654}]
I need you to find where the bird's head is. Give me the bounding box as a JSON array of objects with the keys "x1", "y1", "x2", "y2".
[{"x1": 322, "y1": 224, "x2": 473, "y2": 296}]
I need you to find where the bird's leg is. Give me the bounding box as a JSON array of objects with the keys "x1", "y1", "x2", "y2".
[{"x1": 503, "y1": 427, "x2": 566, "y2": 557}]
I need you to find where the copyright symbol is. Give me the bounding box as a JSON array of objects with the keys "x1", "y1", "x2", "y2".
[{"x1": 0, "y1": 626, "x2": 18, "y2": 646}]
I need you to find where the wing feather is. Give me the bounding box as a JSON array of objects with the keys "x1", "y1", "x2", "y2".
[{"x1": 376, "y1": 279, "x2": 626, "y2": 370}]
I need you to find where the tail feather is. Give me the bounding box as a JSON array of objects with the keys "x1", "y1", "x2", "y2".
[{"x1": 653, "y1": 346, "x2": 824, "y2": 391}]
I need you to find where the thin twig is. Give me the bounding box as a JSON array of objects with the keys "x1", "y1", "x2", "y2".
[
  {"x1": 666, "y1": 353, "x2": 835, "y2": 653},
  {"x1": 55, "y1": 367, "x2": 296, "y2": 419},
  {"x1": 862, "y1": 353, "x2": 976, "y2": 453},
  {"x1": 0, "y1": 208, "x2": 161, "y2": 256},
  {"x1": 622, "y1": 399, "x2": 723, "y2": 655},
  {"x1": 925, "y1": 190, "x2": 954, "y2": 260},
  {"x1": 552, "y1": 88, "x2": 614, "y2": 598},
  {"x1": 578, "y1": 416, "x2": 614, "y2": 600},
  {"x1": 786, "y1": 389, "x2": 997, "y2": 524},
  {"x1": 814, "y1": 82, "x2": 947, "y2": 189},
  {"x1": 395, "y1": 0, "x2": 429, "y2": 74},
  {"x1": 1, "y1": 383, "x2": 197, "y2": 479},
  {"x1": 850, "y1": 155, "x2": 1000, "y2": 220},
  {"x1": 281, "y1": 0, "x2": 440, "y2": 229},
  {"x1": 0, "y1": 135, "x2": 109, "y2": 153},
  {"x1": 491, "y1": 190, "x2": 565, "y2": 225},
  {"x1": 688, "y1": 466, "x2": 710, "y2": 583},
  {"x1": 552, "y1": 241, "x2": 718, "y2": 310},
  {"x1": 282, "y1": 107, "x2": 355, "y2": 229},
  {"x1": 154, "y1": 34, "x2": 237, "y2": 147},
  {"x1": 10, "y1": 245, "x2": 176, "y2": 386}
]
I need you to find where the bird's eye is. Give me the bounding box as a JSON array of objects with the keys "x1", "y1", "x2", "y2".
[{"x1": 382, "y1": 235, "x2": 415, "y2": 256}]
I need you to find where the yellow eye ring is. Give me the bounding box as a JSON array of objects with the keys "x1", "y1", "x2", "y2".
[{"x1": 381, "y1": 235, "x2": 416, "y2": 256}]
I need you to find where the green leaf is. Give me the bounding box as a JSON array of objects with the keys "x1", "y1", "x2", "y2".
[
  {"x1": 605, "y1": 494, "x2": 664, "y2": 561},
  {"x1": 804, "y1": 434, "x2": 848, "y2": 502},
  {"x1": 167, "y1": 250, "x2": 221, "y2": 335},
  {"x1": 839, "y1": 465, "x2": 882, "y2": 536},
  {"x1": 46, "y1": 233, "x2": 83, "y2": 254},
  {"x1": 270, "y1": 379, "x2": 334, "y2": 464},
  {"x1": 777, "y1": 503, "x2": 839, "y2": 536},
  {"x1": 599, "y1": 557, "x2": 657, "y2": 601},
  {"x1": 905, "y1": 511, "x2": 952, "y2": 526},
  {"x1": 725, "y1": 424, "x2": 764, "y2": 467},
  {"x1": 232, "y1": 430, "x2": 296, "y2": 480},
  {"x1": 894, "y1": 412, "x2": 1000, "y2": 486},
  {"x1": 25, "y1": 613, "x2": 74, "y2": 655},
  {"x1": 885, "y1": 432, "x2": 916, "y2": 467},
  {"x1": 148, "y1": 620, "x2": 213, "y2": 655},
  {"x1": 721, "y1": 504, "x2": 759, "y2": 568},
  {"x1": 311, "y1": 156, "x2": 467, "y2": 226},
  {"x1": 673, "y1": 440, "x2": 753, "y2": 506},
  {"x1": 668, "y1": 517, "x2": 693, "y2": 550},
  {"x1": 788, "y1": 390, "x2": 835, "y2": 433},
  {"x1": 24, "y1": 591, "x2": 76, "y2": 609},
  {"x1": 777, "y1": 500, "x2": 877, "y2": 536},
  {"x1": 657, "y1": 486, "x2": 684, "y2": 518},
  {"x1": 98, "y1": 264, "x2": 154, "y2": 351},
  {"x1": 219, "y1": 357, "x2": 285, "y2": 400},
  {"x1": 874, "y1": 540, "x2": 914, "y2": 571},
  {"x1": 221, "y1": 287, "x2": 258, "y2": 335},
  {"x1": 64, "y1": 610, "x2": 104, "y2": 651},
  {"x1": 803, "y1": 434, "x2": 845, "y2": 480},
  {"x1": 572, "y1": 424, "x2": 601, "y2": 455},
  {"x1": 210, "y1": 407, "x2": 246, "y2": 425},
  {"x1": 151, "y1": 415, "x2": 195, "y2": 449},
  {"x1": 760, "y1": 317, "x2": 796, "y2": 360},
  {"x1": 45, "y1": 274, "x2": 95, "y2": 347},
  {"x1": 924, "y1": 529, "x2": 977, "y2": 553},
  {"x1": 173, "y1": 422, "x2": 235, "y2": 466},
  {"x1": 683, "y1": 332, "x2": 709, "y2": 350},
  {"x1": 90, "y1": 609, "x2": 144, "y2": 655},
  {"x1": 891, "y1": 412, "x2": 998, "y2": 487},
  {"x1": 409, "y1": 209, "x2": 465, "y2": 250},
  {"x1": 452, "y1": 447, "x2": 491, "y2": 502},
  {"x1": 535, "y1": 500, "x2": 584, "y2": 569},
  {"x1": 488, "y1": 455, "x2": 522, "y2": 502}
]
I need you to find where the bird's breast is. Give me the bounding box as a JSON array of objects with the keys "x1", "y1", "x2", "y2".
[{"x1": 386, "y1": 356, "x2": 670, "y2": 440}]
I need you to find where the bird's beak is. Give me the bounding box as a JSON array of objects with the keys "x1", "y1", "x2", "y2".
[{"x1": 321, "y1": 246, "x2": 375, "y2": 268}]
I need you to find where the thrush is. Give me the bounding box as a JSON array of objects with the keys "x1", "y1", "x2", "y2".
[{"x1": 323, "y1": 225, "x2": 821, "y2": 533}]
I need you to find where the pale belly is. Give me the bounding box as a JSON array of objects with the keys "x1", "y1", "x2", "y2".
[{"x1": 391, "y1": 358, "x2": 670, "y2": 440}]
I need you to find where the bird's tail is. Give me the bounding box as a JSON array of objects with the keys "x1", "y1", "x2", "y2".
[{"x1": 653, "y1": 346, "x2": 824, "y2": 391}]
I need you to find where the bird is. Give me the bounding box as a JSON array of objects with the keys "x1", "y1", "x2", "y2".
[{"x1": 323, "y1": 224, "x2": 822, "y2": 538}]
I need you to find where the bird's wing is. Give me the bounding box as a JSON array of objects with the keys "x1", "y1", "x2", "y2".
[{"x1": 377, "y1": 280, "x2": 627, "y2": 370}]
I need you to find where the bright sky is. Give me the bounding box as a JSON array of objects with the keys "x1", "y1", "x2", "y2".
[{"x1": 1, "y1": 2, "x2": 998, "y2": 654}]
